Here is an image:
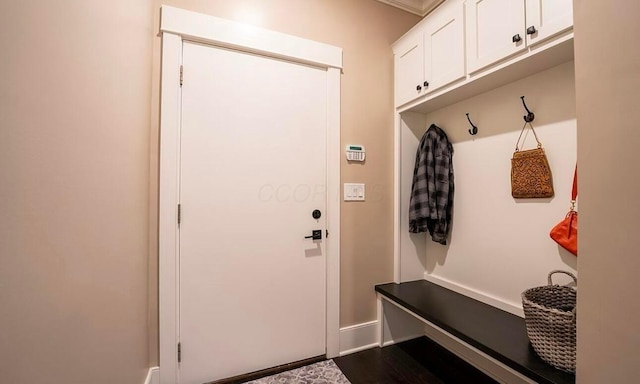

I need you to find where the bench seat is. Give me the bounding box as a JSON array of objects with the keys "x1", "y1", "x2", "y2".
[{"x1": 375, "y1": 280, "x2": 575, "y2": 384}]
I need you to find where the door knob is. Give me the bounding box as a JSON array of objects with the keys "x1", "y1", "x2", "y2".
[
  {"x1": 526, "y1": 26, "x2": 537, "y2": 35},
  {"x1": 512, "y1": 33, "x2": 522, "y2": 43},
  {"x1": 416, "y1": 85, "x2": 422, "y2": 91},
  {"x1": 305, "y1": 230, "x2": 322, "y2": 240},
  {"x1": 423, "y1": 81, "x2": 429, "y2": 87}
]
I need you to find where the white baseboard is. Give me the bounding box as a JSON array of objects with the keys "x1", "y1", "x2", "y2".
[
  {"x1": 339, "y1": 320, "x2": 379, "y2": 356},
  {"x1": 144, "y1": 367, "x2": 159, "y2": 384},
  {"x1": 424, "y1": 273, "x2": 524, "y2": 317}
]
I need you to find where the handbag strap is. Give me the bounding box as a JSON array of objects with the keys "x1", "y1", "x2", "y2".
[
  {"x1": 514, "y1": 122, "x2": 542, "y2": 151},
  {"x1": 570, "y1": 165, "x2": 577, "y2": 211}
]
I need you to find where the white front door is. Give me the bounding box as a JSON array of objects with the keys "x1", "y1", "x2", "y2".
[{"x1": 178, "y1": 41, "x2": 328, "y2": 384}]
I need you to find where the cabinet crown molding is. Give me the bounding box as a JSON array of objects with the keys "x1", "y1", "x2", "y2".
[{"x1": 377, "y1": 0, "x2": 444, "y2": 17}]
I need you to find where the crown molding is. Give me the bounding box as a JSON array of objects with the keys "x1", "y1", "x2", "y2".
[{"x1": 377, "y1": 0, "x2": 444, "y2": 17}]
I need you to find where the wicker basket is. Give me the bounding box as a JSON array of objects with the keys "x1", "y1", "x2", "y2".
[{"x1": 522, "y1": 270, "x2": 577, "y2": 373}]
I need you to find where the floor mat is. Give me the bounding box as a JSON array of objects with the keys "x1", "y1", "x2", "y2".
[{"x1": 244, "y1": 360, "x2": 351, "y2": 384}]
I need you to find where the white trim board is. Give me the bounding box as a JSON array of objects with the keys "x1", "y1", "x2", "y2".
[
  {"x1": 160, "y1": 6, "x2": 342, "y2": 69},
  {"x1": 339, "y1": 321, "x2": 379, "y2": 356},
  {"x1": 144, "y1": 367, "x2": 159, "y2": 384},
  {"x1": 158, "y1": 6, "x2": 342, "y2": 384},
  {"x1": 158, "y1": 31, "x2": 181, "y2": 384},
  {"x1": 424, "y1": 273, "x2": 524, "y2": 317}
]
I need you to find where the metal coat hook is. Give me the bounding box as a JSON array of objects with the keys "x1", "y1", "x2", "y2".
[
  {"x1": 520, "y1": 96, "x2": 535, "y2": 123},
  {"x1": 466, "y1": 113, "x2": 478, "y2": 135}
]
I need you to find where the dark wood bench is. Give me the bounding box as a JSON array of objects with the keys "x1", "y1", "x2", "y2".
[{"x1": 375, "y1": 280, "x2": 575, "y2": 384}]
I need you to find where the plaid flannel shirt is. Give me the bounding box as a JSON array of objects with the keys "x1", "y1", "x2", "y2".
[{"x1": 408, "y1": 124, "x2": 454, "y2": 245}]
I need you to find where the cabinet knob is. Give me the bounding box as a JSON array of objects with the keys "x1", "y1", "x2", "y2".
[
  {"x1": 423, "y1": 81, "x2": 429, "y2": 87},
  {"x1": 416, "y1": 85, "x2": 422, "y2": 91},
  {"x1": 512, "y1": 34, "x2": 522, "y2": 43},
  {"x1": 526, "y1": 26, "x2": 537, "y2": 35}
]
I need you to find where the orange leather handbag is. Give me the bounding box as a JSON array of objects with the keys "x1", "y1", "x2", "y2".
[{"x1": 550, "y1": 167, "x2": 578, "y2": 256}]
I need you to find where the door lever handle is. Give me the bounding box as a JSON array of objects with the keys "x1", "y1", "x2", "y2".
[{"x1": 305, "y1": 230, "x2": 322, "y2": 240}]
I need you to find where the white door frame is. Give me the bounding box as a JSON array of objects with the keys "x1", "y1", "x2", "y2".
[{"x1": 158, "y1": 6, "x2": 342, "y2": 384}]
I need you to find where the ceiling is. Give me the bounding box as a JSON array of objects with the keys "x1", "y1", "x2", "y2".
[{"x1": 377, "y1": 0, "x2": 444, "y2": 16}]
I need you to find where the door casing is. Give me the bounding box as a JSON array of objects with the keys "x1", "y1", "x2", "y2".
[{"x1": 158, "y1": 6, "x2": 342, "y2": 384}]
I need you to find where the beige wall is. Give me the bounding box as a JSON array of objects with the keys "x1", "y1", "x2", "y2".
[
  {"x1": 0, "y1": 1, "x2": 153, "y2": 383},
  {"x1": 148, "y1": 0, "x2": 419, "y2": 365},
  {"x1": 574, "y1": 1, "x2": 640, "y2": 383}
]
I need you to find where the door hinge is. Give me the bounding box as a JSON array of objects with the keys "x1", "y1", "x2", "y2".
[
  {"x1": 326, "y1": 229, "x2": 329, "y2": 238},
  {"x1": 177, "y1": 204, "x2": 181, "y2": 225},
  {"x1": 179, "y1": 65, "x2": 183, "y2": 87},
  {"x1": 178, "y1": 342, "x2": 182, "y2": 363}
]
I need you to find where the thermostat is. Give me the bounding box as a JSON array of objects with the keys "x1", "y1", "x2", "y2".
[{"x1": 346, "y1": 145, "x2": 365, "y2": 162}]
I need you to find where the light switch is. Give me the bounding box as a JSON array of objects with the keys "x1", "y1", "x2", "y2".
[{"x1": 344, "y1": 183, "x2": 365, "y2": 201}]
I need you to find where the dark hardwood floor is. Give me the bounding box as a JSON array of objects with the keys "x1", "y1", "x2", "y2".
[
  {"x1": 333, "y1": 336, "x2": 498, "y2": 384},
  {"x1": 224, "y1": 336, "x2": 497, "y2": 384}
]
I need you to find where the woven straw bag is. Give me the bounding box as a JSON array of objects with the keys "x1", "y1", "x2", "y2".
[
  {"x1": 522, "y1": 270, "x2": 577, "y2": 373},
  {"x1": 511, "y1": 122, "x2": 554, "y2": 198}
]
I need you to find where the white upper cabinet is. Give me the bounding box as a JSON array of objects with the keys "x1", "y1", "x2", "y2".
[
  {"x1": 466, "y1": 0, "x2": 527, "y2": 74},
  {"x1": 466, "y1": 0, "x2": 574, "y2": 74},
  {"x1": 393, "y1": 0, "x2": 465, "y2": 107},
  {"x1": 393, "y1": 0, "x2": 574, "y2": 110},
  {"x1": 394, "y1": 31, "x2": 425, "y2": 107},
  {"x1": 424, "y1": 0, "x2": 466, "y2": 93},
  {"x1": 525, "y1": 0, "x2": 573, "y2": 46}
]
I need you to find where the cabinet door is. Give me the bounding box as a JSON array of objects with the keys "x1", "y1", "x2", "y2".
[
  {"x1": 394, "y1": 31, "x2": 425, "y2": 107},
  {"x1": 525, "y1": 0, "x2": 573, "y2": 46},
  {"x1": 424, "y1": 0, "x2": 465, "y2": 93},
  {"x1": 466, "y1": 0, "x2": 526, "y2": 74}
]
